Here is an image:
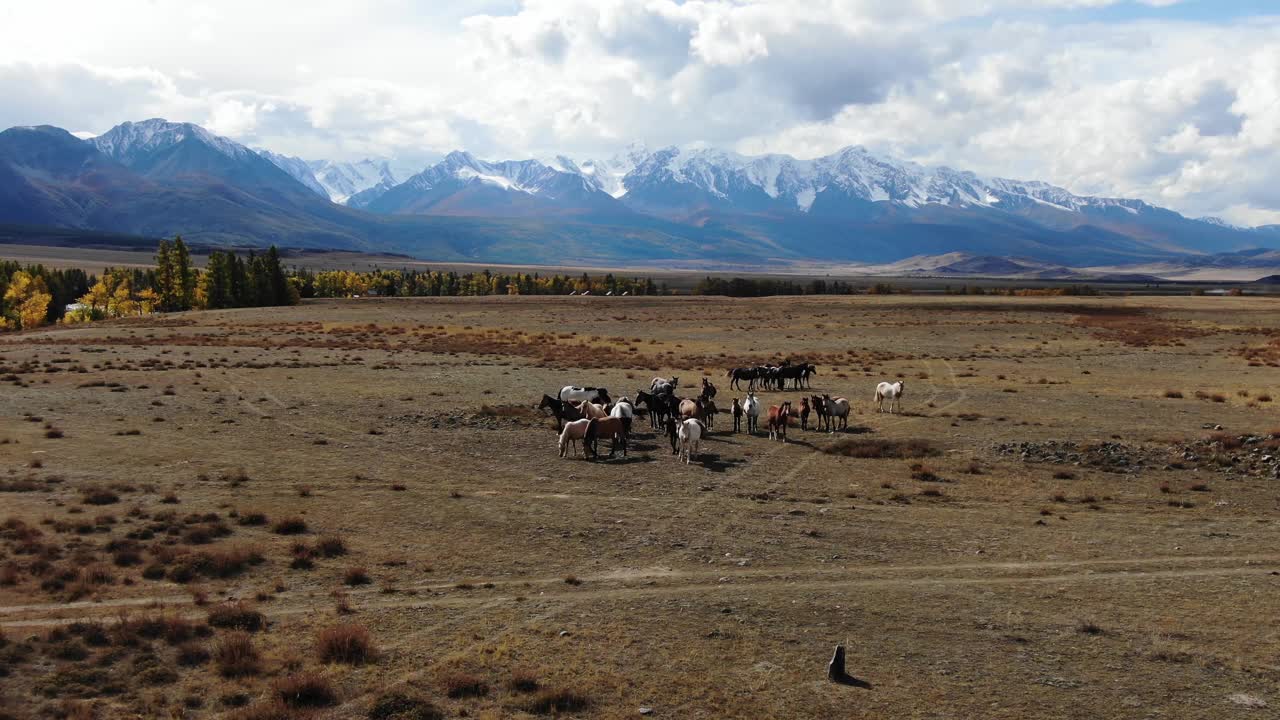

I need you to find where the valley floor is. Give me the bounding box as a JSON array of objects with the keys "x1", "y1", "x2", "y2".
[{"x1": 1, "y1": 295, "x2": 1278, "y2": 718}]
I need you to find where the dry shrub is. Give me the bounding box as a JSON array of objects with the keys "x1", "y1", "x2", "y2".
[
  {"x1": 272, "y1": 517, "x2": 308, "y2": 535},
  {"x1": 824, "y1": 438, "x2": 938, "y2": 459},
  {"x1": 80, "y1": 488, "x2": 119, "y2": 506},
  {"x1": 317, "y1": 623, "x2": 375, "y2": 665},
  {"x1": 525, "y1": 688, "x2": 590, "y2": 715},
  {"x1": 344, "y1": 567, "x2": 371, "y2": 586},
  {"x1": 1053, "y1": 470, "x2": 1076, "y2": 480},
  {"x1": 207, "y1": 601, "x2": 265, "y2": 632},
  {"x1": 274, "y1": 671, "x2": 338, "y2": 708},
  {"x1": 236, "y1": 512, "x2": 268, "y2": 527},
  {"x1": 509, "y1": 670, "x2": 540, "y2": 693},
  {"x1": 1163, "y1": 390, "x2": 1183, "y2": 399},
  {"x1": 176, "y1": 641, "x2": 211, "y2": 666},
  {"x1": 368, "y1": 692, "x2": 443, "y2": 720},
  {"x1": 315, "y1": 535, "x2": 347, "y2": 557},
  {"x1": 1210, "y1": 432, "x2": 1243, "y2": 450},
  {"x1": 215, "y1": 632, "x2": 261, "y2": 677},
  {"x1": 229, "y1": 699, "x2": 293, "y2": 720},
  {"x1": 1073, "y1": 311, "x2": 1207, "y2": 347},
  {"x1": 443, "y1": 672, "x2": 489, "y2": 699}
]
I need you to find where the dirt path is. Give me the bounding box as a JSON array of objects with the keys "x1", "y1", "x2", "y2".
[{"x1": 5, "y1": 552, "x2": 1275, "y2": 628}]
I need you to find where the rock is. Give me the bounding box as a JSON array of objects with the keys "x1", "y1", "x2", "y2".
[
  {"x1": 639, "y1": 708, "x2": 654, "y2": 716},
  {"x1": 558, "y1": 630, "x2": 570, "y2": 637}
]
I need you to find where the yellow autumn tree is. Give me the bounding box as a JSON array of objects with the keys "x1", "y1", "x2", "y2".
[{"x1": 3, "y1": 271, "x2": 52, "y2": 330}]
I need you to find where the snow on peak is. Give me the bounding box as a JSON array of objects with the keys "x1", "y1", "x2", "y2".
[{"x1": 90, "y1": 118, "x2": 252, "y2": 164}]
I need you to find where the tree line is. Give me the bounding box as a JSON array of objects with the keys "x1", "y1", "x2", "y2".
[{"x1": 292, "y1": 269, "x2": 659, "y2": 298}]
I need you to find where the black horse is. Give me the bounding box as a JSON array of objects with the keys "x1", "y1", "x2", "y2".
[
  {"x1": 727, "y1": 367, "x2": 760, "y2": 391},
  {"x1": 538, "y1": 394, "x2": 583, "y2": 430},
  {"x1": 700, "y1": 378, "x2": 717, "y2": 401},
  {"x1": 636, "y1": 390, "x2": 666, "y2": 429}
]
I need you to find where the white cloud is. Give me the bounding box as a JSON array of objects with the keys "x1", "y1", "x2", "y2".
[{"x1": 0, "y1": 0, "x2": 1275, "y2": 225}]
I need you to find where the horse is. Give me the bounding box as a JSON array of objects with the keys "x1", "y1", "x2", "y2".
[
  {"x1": 559, "y1": 386, "x2": 611, "y2": 405},
  {"x1": 539, "y1": 394, "x2": 582, "y2": 430},
  {"x1": 727, "y1": 367, "x2": 759, "y2": 391},
  {"x1": 651, "y1": 376, "x2": 679, "y2": 395},
  {"x1": 810, "y1": 394, "x2": 830, "y2": 432},
  {"x1": 701, "y1": 399, "x2": 719, "y2": 430},
  {"x1": 609, "y1": 397, "x2": 634, "y2": 437},
  {"x1": 799, "y1": 397, "x2": 811, "y2": 431},
  {"x1": 584, "y1": 417, "x2": 628, "y2": 459},
  {"x1": 801, "y1": 364, "x2": 818, "y2": 389},
  {"x1": 558, "y1": 418, "x2": 592, "y2": 458},
  {"x1": 700, "y1": 378, "x2": 717, "y2": 401},
  {"x1": 664, "y1": 416, "x2": 680, "y2": 455},
  {"x1": 731, "y1": 398, "x2": 743, "y2": 433},
  {"x1": 679, "y1": 397, "x2": 704, "y2": 422},
  {"x1": 678, "y1": 418, "x2": 705, "y2": 464},
  {"x1": 822, "y1": 394, "x2": 851, "y2": 432},
  {"x1": 635, "y1": 390, "x2": 665, "y2": 429},
  {"x1": 776, "y1": 364, "x2": 806, "y2": 390},
  {"x1": 875, "y1": 381, "x2": 905, "y2": 414},
  {"x1": 767, "y1": 401, "x2": 793, "y2": 442},
  {"x1": 573, "y1": 400, "x2": 608, "y2": 419},
  {"x1": 743, "y1": 393, "x2": 761, "y2": 434}
]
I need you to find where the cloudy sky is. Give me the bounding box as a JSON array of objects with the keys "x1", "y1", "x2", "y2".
[{"x1": 1, "y1": 0, "x2": 1277, "y2": 225}]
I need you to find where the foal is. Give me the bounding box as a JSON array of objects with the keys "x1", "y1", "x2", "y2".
[{"x1": 731, "y1": 398, "x2": 743, "y2": 433}]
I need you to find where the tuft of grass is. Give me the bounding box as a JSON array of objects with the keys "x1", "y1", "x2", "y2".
[
  {"x1": 824, "y1": 438, "x2": 938, "y2": 459},
  {"x1": 1163, "y1": 390, "x2": 1183, "y2": 399},
  {"x1": 368, "y1": 692, "x2": 444, "y2": 720},
  {"x1": 215, "y1": 632, "x2": 261, "y2": 677},
  {"x1": 207, "y1": 601, "x2": 265, "y2": 632},
  {"x1": 237, "y1": 511, "x2": 268, "y2": 526},
  {"x1": 1076, "y1": 620, "x2": 1104, "y2": 636},
  {"x1": 525, "y1": 688, "x2": 590, "y2": 715},
  {"x1": 274, "y1": 671, "x2": 338, "y2": 708},
  {"x1": 316, "y1": 623, "x2": 375, "y2": 665},
  {"x1": 177, "y1": 641, "x2": 211, "y2": 666},
  {"x1": 443, "y1": 672, "x2": 490, "y2": 699},
  {"x1": 510, "y1": 669, "x2": 540, "y2": 693},
  {"x1": 315, "y1": 535, "x2": 347, "y2": 557},
  {"x1": 1053, "y1": 470, "x2": 1076, "y2": 480},
  {"x1": 80, "y1": 488, "x2": 119, "y2": 505},
  {"x1": 272, "y1": 517, "x2": 308, "y2": 535},
  {"x1": 343, "y1": 567, "x2": 371, "y2": 586}
]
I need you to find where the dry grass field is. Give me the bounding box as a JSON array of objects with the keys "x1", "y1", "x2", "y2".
[{"x1": 1, "y1": 294, "x2": 1278, "y2": 719}]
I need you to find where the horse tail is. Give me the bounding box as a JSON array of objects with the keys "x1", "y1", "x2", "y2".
[{"x1": 584, "y1": 418, "x2": 598, "y2": 443}]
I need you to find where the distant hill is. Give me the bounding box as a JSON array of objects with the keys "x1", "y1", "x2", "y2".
[{"x1": 2, "y1": 118, "x2": 1277, "y2": 267}]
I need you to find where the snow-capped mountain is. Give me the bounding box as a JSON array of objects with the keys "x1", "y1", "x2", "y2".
[
  {"x1": 4, "y1": 117, "x2": 1278, "y2": 266},
  {"x1": 254, "y1": 152, "x2": 407, "y2": 205},
  {"x1": 309, "y1": 159, "x2": 403, "y2": 205},
  {"x1": 256, "y1": 149, "x2": 328, "y2": 197},
  {"x1": 90, "y1": 119, "x2": 255, "y2": 166},
  {"x1": 366, "y1": 151, "x2": 624, "y2": 217},
  {"x1": 584, "y1": 144, "x2": 1162, "y2": 221}
]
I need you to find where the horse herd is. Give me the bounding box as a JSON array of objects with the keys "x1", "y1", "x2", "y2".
[{"x1": 538, "y1": 370, "x2": 908, "y2": 465}]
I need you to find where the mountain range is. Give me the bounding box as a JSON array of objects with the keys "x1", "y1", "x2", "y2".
[{"x1": 1, "y1": 118, "x2": 1276, "y2": 267}]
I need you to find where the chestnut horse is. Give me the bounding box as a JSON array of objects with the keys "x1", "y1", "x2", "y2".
[
  {"x1": 767, "y1": 401, "x2": 793, "y2": 442},
  {"x1": 584, "y1": 417, "x2": 628, "y2": 459}
]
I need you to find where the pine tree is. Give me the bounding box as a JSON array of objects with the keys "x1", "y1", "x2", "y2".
[
  {"x1": 155, "y1": 239, "x2": 176, "y2": 311},
  {"x1": 170, "y1": 237, "x2": 195, "y2": 310}
]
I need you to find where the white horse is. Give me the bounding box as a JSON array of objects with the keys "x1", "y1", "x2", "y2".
[
  {"x1": 822, "y1": 395, "x2": 851, "y2": 432},
  {"x1": 875, "y1": 381, "x2": 905, "y2": 414},
  {"x1": 558, "y1": 418, "x2": 592, "y2": 458},
  {"x1": 743, "y1": 392, "x2": 761, "y2": 434},
  {"x1": 609, "y1": 398, "x2": 634, "y2": 436},
  {"x1": 678, "y1": 418, "x2": 704, "y2": 464},
  {"x1": 559, "y1": 386, "x2": 610, "y2": 405}
]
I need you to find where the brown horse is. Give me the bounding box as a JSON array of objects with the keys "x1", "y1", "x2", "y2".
[
  {"x1": 799, "y1": 397, "x2": 811, "y2": 431},
  {"x1": 584, "y1": 417, "x2": 628, "y2": 459},
  {"x1": 767, "y1": 401, "x2": 793, "y2": 442},
  {"x1": 679, "y1": 397, "x2": 703, "y2": 421},
  {"x1": 810, "y1": 394, "x2": 830, "y2": 432}
]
